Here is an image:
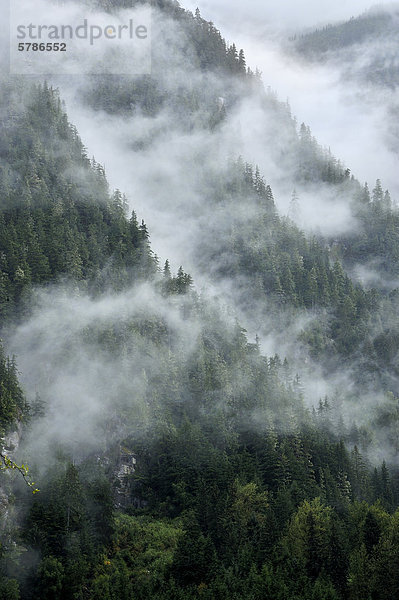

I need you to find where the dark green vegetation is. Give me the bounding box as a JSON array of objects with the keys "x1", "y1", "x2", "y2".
[
  {"x1": 2, "y1": 1, "x2": 399, "y2": 599},
  {"x1": 0, "y1": 81, "x2": 157, "y2": 315},
  {"x1": 0, "y1": 347, "x2": 26, "y2": 432}
]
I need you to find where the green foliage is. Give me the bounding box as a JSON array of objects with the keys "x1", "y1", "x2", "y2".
[
  {"x1": 2, "y1": 6, "x2": 399, "y2": 600},
  {"x1": 0, "y1": 345, "x2": 26, "y2": 430},
  {"x1": 0, "y1": 577, "x2": 20, "y2": 600},
  {"x1": 197, "y1": 159, "x2": 373, "y2": 367},
  {"x1": 37, "y1": 556, "x2": 65, "y2": 600},
  {"x1": 89, "y1": 513, "x2": 181, "y2": 599},
  {"x1": 0, "y1": 83, "x2": 157, "y2": 317},
  {"x1": 282, "y1": 498, "x2": 333, "y2": 579}
]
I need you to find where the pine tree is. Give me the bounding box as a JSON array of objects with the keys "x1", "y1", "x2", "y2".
[
  {"x1": 238, "y1": 49, "x2": 246, "y2": 73},
  {"x1": 163, "y1": 259, "x2": 171, "y2": 279},
  {"x1": 372, "y1": 179, "x2": 384, "y2": 204}
]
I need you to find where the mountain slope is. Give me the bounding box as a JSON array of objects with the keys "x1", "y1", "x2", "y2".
[
  {"x1": 2, "y1": 1, "x2": 399, "y2": 599},
  {"x1": 293, "y1": 8, "x2": 399, "y2": 63}
]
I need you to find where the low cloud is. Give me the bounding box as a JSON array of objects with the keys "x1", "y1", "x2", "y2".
[
  {"x1": 183, "y1": 0, "x2": 392, "y2": 31},
  {"x1": 2, "y1": 0, "x2": 399, "y2": 472},
  {"x1": 6, "y1": 282, "x2": 202, "y2": 466}
]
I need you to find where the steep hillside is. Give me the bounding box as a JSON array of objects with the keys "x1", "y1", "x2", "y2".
[
  {"x1": 2, "y1": 1, "x2": 399, "y2": 599},
  {"x1": 293, "y1": 8, "x2": 399, "y2": 63},
  {"x1": 291, "y1": 5, "x2": 399, "y2": 90},
  {"x1": 289, "y1": 6, "x2": 399, "y2": 285}
]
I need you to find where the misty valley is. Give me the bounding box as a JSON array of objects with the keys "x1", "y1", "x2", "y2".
[{"x1": 2, "y1": 1, "x2": 399, "y2": 599}]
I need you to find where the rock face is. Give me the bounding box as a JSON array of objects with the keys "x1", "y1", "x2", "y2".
[
  {"x1": 114, "y1": 446, "x2": 137, "y2": 509},
  {"x1": 113, "y1": 446, "x2": 148, "y2": 510},
  {"x1": 1, "y1": 424, "x2": 22, "y2": 455},
  {"x1": 0, "y1": 422, "x2": 23, "y2": 534},
  {"x1": 0, "y1": 488, "x2": 9, "y2": 532}
]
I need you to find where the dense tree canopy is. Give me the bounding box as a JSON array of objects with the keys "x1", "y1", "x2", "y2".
[{"x1": 2, "y1": 1, "x2": 399, "y2": 598}]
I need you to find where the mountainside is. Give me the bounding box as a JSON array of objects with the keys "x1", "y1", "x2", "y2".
[
  {"x1": 2, "y1": 1, "x2": 399, "y2": 599},
  {"x1": 289, "y1": 5, "x2": 399, "y2": 276},
  {"x1": 293, "y1": 8, "x2": 399, "y2": 65},
  {"x1": 289, "y1": 6, "x2": 399, "y2": 159}
]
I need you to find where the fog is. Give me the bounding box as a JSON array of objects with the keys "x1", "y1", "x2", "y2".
[
  {"x1": 184, "y1": 0, "x2": 399, "y2": 199},
  {"x1": 6, "y1": 283, "x2": 203, "y2": 467},
  {"x1": 2, "y1": 0, "x2": 399, "y2": 473},
  {"x1": 183, "y1": 0, "x2": 390, "y2": 30}
]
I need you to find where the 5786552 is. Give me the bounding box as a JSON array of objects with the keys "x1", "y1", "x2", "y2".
[{"x1": 18, "y1": 42, "x2": 67, "y2": 51}]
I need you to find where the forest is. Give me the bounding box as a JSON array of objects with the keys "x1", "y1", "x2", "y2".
[{"x1": 2, "y1": 1, "x2": 399, "y2": 599}]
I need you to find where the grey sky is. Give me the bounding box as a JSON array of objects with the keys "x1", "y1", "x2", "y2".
[{"x1": 183, "y1": 0, "x2": 393, "y2": 31}]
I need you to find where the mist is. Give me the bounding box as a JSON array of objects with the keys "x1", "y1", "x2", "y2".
[
  {"x1": 5, "y1": 281, "x2": 204, "y2": 468},
  {"x1": 184, "y1": 0, "x2": 399, "y2": 200},
  {"x1": 5, "y1": 4, "x2": 399, "y2": 598},
  {"x1": 183, "y1": 0, "x2": 391, "y2": 30},
  {"x1": 2, "y1": 0, "x2": 399, "y2": 472}
]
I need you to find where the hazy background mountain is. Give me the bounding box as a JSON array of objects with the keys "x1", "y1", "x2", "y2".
[{"x1": 185, "y1": 1, "x2": 399, "y2": 198}]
